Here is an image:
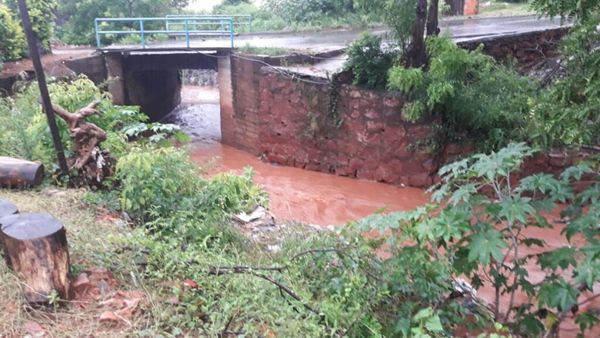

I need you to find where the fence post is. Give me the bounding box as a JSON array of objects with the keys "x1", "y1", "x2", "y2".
[
  {"x1": 95, "y1": 19, "x2": 101, "y2": 48},
  {"x1": 17, "y1": 0, "x2": 69, "y2": 175},
  {"x1": 230, "y1": 18, "x2": 234, "y2": 48},
  {"x1": 185, "y1": 19, "x2": 190, "y2": 48},
  {"x1": 140, "y1": 20, "x2": 146, "y2": 48}
]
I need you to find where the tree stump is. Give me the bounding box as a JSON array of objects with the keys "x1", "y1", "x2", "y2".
[
  {"x1": 0, "y1": 157, "x2": 44, "y2": 188},
  {"x1": 0, "y1": 199, "x2": 19, "y2": 266},
  {"x1": 0, "y1": 213, "x2": 70, "y2": 304}
]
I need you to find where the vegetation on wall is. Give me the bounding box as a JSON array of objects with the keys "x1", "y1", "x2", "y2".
[
  {"x1": 344, "y1": 33, "x2": 394, "y2": 90},
  {"x1": 388, "y1": 37, "x2": 536, "y2": 151},
  {"x1": 527, "y1": 1, "x2": 600, "y2": 149}
]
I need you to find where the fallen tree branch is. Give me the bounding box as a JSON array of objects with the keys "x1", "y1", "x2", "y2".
[
  {"x1": 50, "y1": 101, "x2": 114, "y2": 186},
  {"x1": 208, "y1": 267, "x2": 321, "y2": 316}
]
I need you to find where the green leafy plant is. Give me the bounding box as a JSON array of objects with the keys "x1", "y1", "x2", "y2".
[
  {"x1": 358, "y1": 143, "x2": 600, "y2": 337},
  {"x1": 528, "y1": 15, "x2": 600, "y2": 148},
  {"x1": 5, "y1": 0, "x2": 56, "y2": 51},
  {"x1": 0, "y1": 2, "x2": 26, "y2": 61},
  {"x1": 0, "y1": 77, "x2": 151, "y2": 170},
  {"x1": 116, "y1": 146, "x2": 205, "y2": 220},
  {"x1": 388, "y1": 37, "x2": 536, "y2": 151},
  {"x1": 344, "y1": 33, "x2": 394, "y2": 90}
]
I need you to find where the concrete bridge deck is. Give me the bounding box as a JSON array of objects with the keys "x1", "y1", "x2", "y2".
[{"x1": 99, "y1": 15, "x2": 567, "y2": 53}]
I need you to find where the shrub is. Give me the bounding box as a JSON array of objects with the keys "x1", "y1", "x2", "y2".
[
  {"x1": 0, "y1": 77, "x2": 148, "y2": 169},
  {"x1": 358, "y1": 143, "x2": 600, "y2": 337},
  {"x1": 388, "y1": 37, "x2": 537, "y2": 151},
  {"x1": 344, "y1": 33, "x2": 394, "y2": 90},
  {"x1": 263, "y1": 0, "x2": 356, "y2": 23},
  {"x1": 528, "y1": 17, "x2": 600, "y2": 149},
  {"x1": 196, "y1": 168, "x2": 269, "y2": 215},
  {"x1": 4, "y1": 0, "x2": 56, "y2": 51},
  {"x1": 116, "y1": 146, "x2": 205, "y2": 220},
  {"x1": 0, "y1": 3, "x2": 26, "y2": 61}
]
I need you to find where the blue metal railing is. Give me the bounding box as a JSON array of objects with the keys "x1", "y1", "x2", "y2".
[
  {"x1": 94, "y1": 16, "x2": 235, "y2": 49},
  {"x1": 165, "y1": 14, "x2": 252, "y2": 32}
]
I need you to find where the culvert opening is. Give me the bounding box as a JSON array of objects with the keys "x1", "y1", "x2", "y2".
[{"x1": 162, "y1": 68, "x2": 221, "y2": 144}]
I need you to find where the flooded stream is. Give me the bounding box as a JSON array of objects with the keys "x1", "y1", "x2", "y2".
[
  {"x1": 166, "y1": 86, "x2": 599, "y2": 336},
  {"x1": 166, "y1": 86, "x2": 428, "y2": 226}
]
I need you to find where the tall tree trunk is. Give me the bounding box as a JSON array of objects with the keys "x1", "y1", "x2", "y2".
[
  {"x1": 445, "y1": 0, "x2": 464, "y2": 15},
  {"x1": 427, "y1": 0, "x2": 440, "y2": 36},
  {"x1": 406, "y1": 0, "x2": 428, "y2": 68}
]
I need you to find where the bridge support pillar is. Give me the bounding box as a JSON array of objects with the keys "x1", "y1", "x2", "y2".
[{"x1": 105, "y1": 53, "x2": 127, "y2": 105}]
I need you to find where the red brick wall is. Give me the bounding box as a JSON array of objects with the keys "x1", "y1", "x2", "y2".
[
  {"x1": 222, "y1": 57, "x2": 594, "y2": 188},
  {"x1": 457, "y1": 28, "x2": 570, "y2": 67},
  {"x1": 220, "y1": 56, "x2": 263, "y2": 154},
  {"x1": 224, "y1": 57, "x2": 442, "y2": 187}
]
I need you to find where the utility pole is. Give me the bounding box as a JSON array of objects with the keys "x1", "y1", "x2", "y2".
[{"x1": 17, "y1": 0, "x2": 69, "y2": 175}]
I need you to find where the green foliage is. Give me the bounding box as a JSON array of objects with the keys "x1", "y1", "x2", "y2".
[
  {"x1": 197, "y1": 168, "x2": 269, "y2": 215},
  {"x1": 388, "y1": 37, "x2": 537, "y2": 151},
  {"x1": 344, "y1": 33, "x2": 395, "y2": 90},
  {"x1": 263, "y1": 0, "x2": 356, "y2": 23},
  {"x1": 56, "y1": 0, "x2": 189, "y2": 45},
  {"x1": 116, "y1": 145, "x2": 268, "y2": 222},
  {"x1": 355, "y1": 0, "x2": 417, "y2": 51},
  {"x1": 0, "y1": 77, "x2": 148, "y2": 170},
  {"x1": 531, "y1": 0, "x2": 599, "y2": 22},
  {"x1": 0, "y1": 3, "x2": 26, "y2": 61},
  {"x1": 116, "y1": 146, "x2": 205, "y2": 219},
  {"x1": 528, "y1": 16, "x2": 600, "y2": 148},
  {"x1": 4, "y1": 0, "x2": 56, "y2": 51},
  {"x1": 358, "y1": 143, "x2": 600, "y2": 337}
]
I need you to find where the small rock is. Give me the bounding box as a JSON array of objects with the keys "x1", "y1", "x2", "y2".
[
  {"x1": 267, "y1": 245, "x2": 281, "y2": 253},
  {"x1": 99, "y1": 311, "x2": 119, "y2": 323},
  {"x1": 182, "y1": 279, "x2": 199, "y2": 289},
  {"x1": 72, "y1": 273, "x2": 90, "y2": 289},
  {"x1": 23, "y1": 321, "x2": 45, "y2": 337}
]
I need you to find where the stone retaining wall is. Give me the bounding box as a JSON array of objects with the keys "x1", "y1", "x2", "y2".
[
  {"x1": 222, "y1": 58, "x2": 442, "y2": 187},
  {"x1": 457, "y1": 27, "x2": 570, "y2": 67}
]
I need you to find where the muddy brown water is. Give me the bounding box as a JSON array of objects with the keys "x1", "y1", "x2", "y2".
[
  {"x1": 166, "y1": 86, "x2": 429, "y2": 226},
  {"x1": 168, "y1": 86, "x2": 598, "y2": 337}
]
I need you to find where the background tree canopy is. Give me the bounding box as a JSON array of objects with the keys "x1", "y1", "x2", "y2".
[
  {"x1": 55, "y1": 0, "x2": 190, "y2": 45},
  {"x1": 0, "y1": 0, "x2": 55, "y2": 62}
]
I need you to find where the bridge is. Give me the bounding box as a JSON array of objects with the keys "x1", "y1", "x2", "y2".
[
  {"x1": 94, "y1": 15, "x2": 252, "y2": 49},
  {"x1": 77, "y1": 14, "x2": 569, "y2": 121}
]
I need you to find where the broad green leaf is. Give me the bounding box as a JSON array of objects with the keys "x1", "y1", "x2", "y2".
[
  {"x1": 538, "y1": 282, "x2": 578, "y2": 312},
  {"x1": 467, "y1": 228, "x2": 507, "y2": 265},
  {"x1": 538, "y1": 247, "x2": 577, "y2": 270},
  {"x1": 498, "y1": 197, "x2": 536, "y2": 225},
  {"x1": 561, "y1": 164, "x2": 593, "y2": 182}
]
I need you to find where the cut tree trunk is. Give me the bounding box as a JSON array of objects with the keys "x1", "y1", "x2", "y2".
[
  {"x1": 0, "y1": 213, "x2": 70, "y2": 304},
  {"x1": 0, "y1": 199, "x2": 18, "y2": 267},
  {"x1": 0, "y1": 157, "x2": 44, "y2": 188}
]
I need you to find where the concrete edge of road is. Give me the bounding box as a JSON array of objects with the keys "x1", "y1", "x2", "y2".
[{"x1": 235, "y1": 14, "x2": 550, "y2": 38}]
